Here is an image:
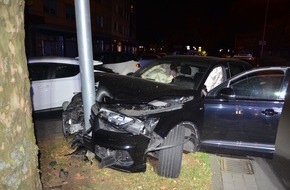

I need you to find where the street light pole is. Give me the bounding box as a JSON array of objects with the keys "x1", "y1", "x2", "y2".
[{"x1": 74, "y1": 0, "x2": 95, "y2": 131}]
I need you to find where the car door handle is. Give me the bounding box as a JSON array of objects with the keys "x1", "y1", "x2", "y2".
[
  {"x1": 262, "y1": 109, "x2": 278, "y2": 116},
  {"x1": 38, "y1": 85, "x2": 49, "y2": 89}
]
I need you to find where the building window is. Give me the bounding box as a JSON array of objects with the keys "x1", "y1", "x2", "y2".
[
  {"x1": 118, "y1": 7, "x2": 124, "y2": 18},
  {"x1": 115, "y1": 4, "x2": 124, "y2": 18},
  {"x1": 66, "y1": 4, "x2": 75, "y2": 21},
  {"x1": 43, "y1": 0, "x2": 58, "y2": 16},
  {"x1": 114, "y1": 22, "x2": 117, "y2": 32},
  {"x1": 115, "y1": 4, "x2": 119, "y2": 14},
  {"x1": 94, "y1": 0, "x2": 103, "y2": 4},
  {"x1": 130, "y1": 4, "x2": 134, "y2": 13},
  {"x1": 95, "y1": 15, "x2": 104, "y2": 28},
  {"x1": 118, "y1": 24, "x2": 123, "y2": 35},
  {"x1": 95, "y1": 40, "x2": 104, "y2": 52}
]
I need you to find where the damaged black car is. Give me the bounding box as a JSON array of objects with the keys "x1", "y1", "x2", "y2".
[{"x1": 62, "y1": 55, "x2": 257, "y2": 178}]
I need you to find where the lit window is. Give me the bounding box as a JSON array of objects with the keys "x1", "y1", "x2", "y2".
[{"x1": 96, "y1": 15, "x2": 104, "y2": 28}]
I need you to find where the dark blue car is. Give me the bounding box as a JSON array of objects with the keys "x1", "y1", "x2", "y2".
[
  {"x1": 63, "y1": 56, "x2": 289, "y2": 178},
  {"x1": 201, "y1": 67, "x2": 289, "y2": 157}
]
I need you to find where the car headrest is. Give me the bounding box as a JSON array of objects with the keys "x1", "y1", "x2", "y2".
[{"x1": 180, "y1": 65, "x2": 191, "y2": 75}]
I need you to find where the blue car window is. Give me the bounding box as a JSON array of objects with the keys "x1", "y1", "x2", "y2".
[
  {"x1": 230, "y1": 70, "x2": 284, "y2": 100},
  {"x1": 229, "y1": 63, "x2": 247, "y2": 77}
]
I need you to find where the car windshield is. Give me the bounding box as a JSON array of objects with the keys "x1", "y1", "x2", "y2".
[{"x1": 134, "y1": 59, "x2": 209, "y2": 90}]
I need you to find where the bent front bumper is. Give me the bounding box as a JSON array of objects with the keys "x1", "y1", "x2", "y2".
[
  {"x1": 90, "y1": 107, "x2": 151, "y2": 173},
  {"x1": 92, "y1": 129, "x2": 150, "y2": 173}
]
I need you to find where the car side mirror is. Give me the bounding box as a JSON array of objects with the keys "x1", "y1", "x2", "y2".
[{"x1": 217, "y1": 87, "x2": 235, "y2": 100}]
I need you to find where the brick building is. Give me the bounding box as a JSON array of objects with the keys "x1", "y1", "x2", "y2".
[{"x1": 25, "y1": 0, "x2": 137, "y2": 58}]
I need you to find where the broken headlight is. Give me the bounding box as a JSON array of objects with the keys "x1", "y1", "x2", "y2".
[{"x1": 99, "y1": 108, "x2": 158, "y2": 135}]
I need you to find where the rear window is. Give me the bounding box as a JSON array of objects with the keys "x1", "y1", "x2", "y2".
[
  {"x1": 55, "y1": 64, "x2": 79, "y2": 78},
  {"x1": 28, "y1": 63, "x2": 50, "y2": 81},
  {"x1": 229, "y1": 63, "x2": 247, "y2": 77}
]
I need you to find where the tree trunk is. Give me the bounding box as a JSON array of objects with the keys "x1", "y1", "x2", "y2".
[{"x1": 0, "y1": 1, "x2": 42, "y2": 189}]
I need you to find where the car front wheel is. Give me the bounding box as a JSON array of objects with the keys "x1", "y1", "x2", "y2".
[{"x1": 157, "y1": 124, "x2": 185, "y2": 178}]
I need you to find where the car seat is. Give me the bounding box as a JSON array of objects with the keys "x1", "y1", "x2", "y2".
[{"x1": 172, "y1": 65, "x2": 195, "y2": 89}]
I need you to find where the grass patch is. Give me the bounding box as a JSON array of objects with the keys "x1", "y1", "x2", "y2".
[{"x1": 38, "y1": 136, "x2": 212, "y2": 190}]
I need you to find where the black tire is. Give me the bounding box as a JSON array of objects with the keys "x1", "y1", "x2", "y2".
[
  {"x1": 62, "y1": 113, "x2": 68, "y2": 137},
  {"x1": 157, "y1": 125, "x2": 185, "y2": 178}
]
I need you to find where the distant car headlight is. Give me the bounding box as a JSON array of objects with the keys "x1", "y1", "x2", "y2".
[{"x1": 99, "y1": 108, "x2": 157, "y2": 135}]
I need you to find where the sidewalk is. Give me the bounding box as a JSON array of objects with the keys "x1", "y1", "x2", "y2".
[{"x1": 210, "y1": 155, "x2": 284, "y2": 190}]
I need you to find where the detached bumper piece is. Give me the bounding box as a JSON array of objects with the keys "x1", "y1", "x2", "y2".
[
  {"x1": 96, "y1": 145, "x2": 132, "y2": 168},
  {"x1": 100, "y1": 154, "x2": 117, "y2": 168},
  {"x1": 92, "y1": 129, "x2": 150, "y2": 173}
]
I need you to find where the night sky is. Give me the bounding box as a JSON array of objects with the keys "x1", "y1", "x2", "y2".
[{"x1": 136, "y1": 0, "x2": 290, "y2": 52}]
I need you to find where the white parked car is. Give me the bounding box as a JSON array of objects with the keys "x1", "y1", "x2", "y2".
[{"x1": 28, "y1": 56, "x2": 103, "y2": 112}]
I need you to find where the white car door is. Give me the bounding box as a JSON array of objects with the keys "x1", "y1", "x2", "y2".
[
  {"x1": 31, "y1": 80, "x2": 52, "y2": 111},
  {"x1": 50, "y1": 64, "x2": 81, "y2": 109},
  {"x1": 28, "y1": 63, "x2": 52, "y2": 111}
]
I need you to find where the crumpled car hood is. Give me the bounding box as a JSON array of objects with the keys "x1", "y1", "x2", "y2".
[{"x1": 94, "y1": 72, "x2": 196, "y2": 103}]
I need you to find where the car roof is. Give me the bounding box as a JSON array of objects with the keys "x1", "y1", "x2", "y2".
[
  {"x1": 158, "y1": 55, "x2": 253, "y2": 67},
  {"x1": 164, "y1": 55, "x2": 243, "y2": 62},
  {"x1": 134, "y1": 55, "x2": 254, "y2": 79},
  {"x1": 28, "y1": 56, "x2": 102, "y2": 66},
  {"x1": 28, "y1": 56, "x2": 79, "y2": 65},
  {"x1": 228, "y1": 66, "x2": 290, "y2": 81},
  {"x1": 243, "y1": 66, "x2": 290, "y2": 73},
  {"x1": 139, "y1": 54, "x2": 161, "y2": 59}
]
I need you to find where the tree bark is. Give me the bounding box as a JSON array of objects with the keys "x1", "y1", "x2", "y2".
[{"x1": 0, "y1": 0, "x2": 42, "y2": 189}]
